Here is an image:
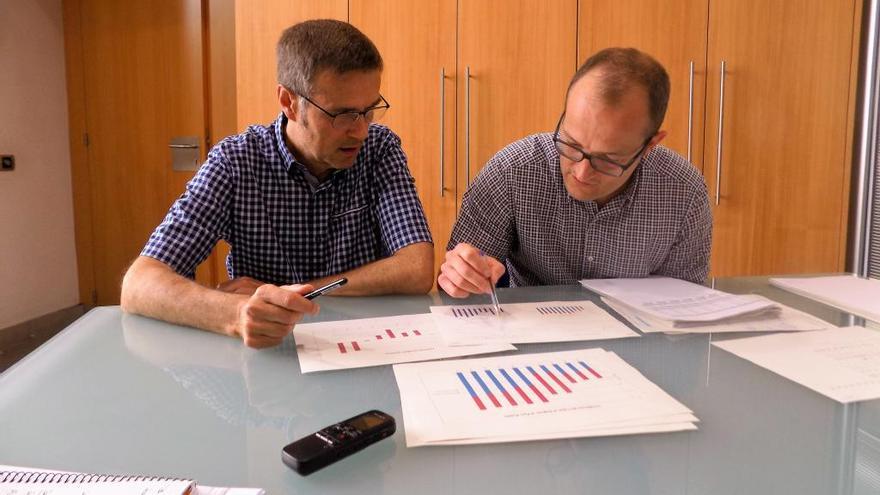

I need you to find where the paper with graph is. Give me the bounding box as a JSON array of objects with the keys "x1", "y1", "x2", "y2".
[
  {"x1": 429, "y1": 300, "x2": 638, "y2": 344},
  {"x1": 292, "y1": 313, "x2": 515, "y2": 373},
  {"x1": 393, "y1": 348, "x2": 697, "y2": 446},
  {"x1": 713, "y1": 326, "x2": 880, "y2": 403}
]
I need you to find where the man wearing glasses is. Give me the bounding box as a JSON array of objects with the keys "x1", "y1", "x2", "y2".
[
  {"x1": 122, "y1": 20, "x2": 433, "y2": 348},
  {"x1": 438, "y1": 47, "x2": 712, "y2": 298}
]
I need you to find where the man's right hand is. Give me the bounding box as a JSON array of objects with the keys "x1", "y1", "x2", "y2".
[
  {"x1": 233, "y1": 284, "x2": 319, "y2": 348},
  {"x1": 437, "y1": 243, "x2": 506, "y2": 298}
]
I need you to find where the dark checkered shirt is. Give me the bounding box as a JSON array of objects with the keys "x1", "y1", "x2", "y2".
[
  {"x1": 448, "y1": 133, "x2": 712, "y2": 286},
  {"x1": 142, "y1": 114, "x2": 432, "y2": 285}
]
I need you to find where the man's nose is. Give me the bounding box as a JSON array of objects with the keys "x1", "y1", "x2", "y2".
[
  {"x1": 572, "y1": 157, "x2": 597, "y2": 180},
  {"x1": 348, "y1": 116, "x2": 370, "y2": 140}
]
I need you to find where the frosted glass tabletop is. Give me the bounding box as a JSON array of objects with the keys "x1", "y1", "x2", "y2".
[{"x1": 1, "y1": 277, "x2": 878, "y2": 494}]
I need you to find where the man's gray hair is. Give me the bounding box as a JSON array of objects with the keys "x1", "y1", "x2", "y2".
[{"x1": 277, "y1": 19, "x2": 383, "y2": 97}]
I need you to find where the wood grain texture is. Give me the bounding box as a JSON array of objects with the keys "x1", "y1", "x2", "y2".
[
  {"x1": 350, "y1": 0, "x2": 457, "y2": 282},
  {"x1": 704, "y1": 0, "x2": 856, "y2": 276}
]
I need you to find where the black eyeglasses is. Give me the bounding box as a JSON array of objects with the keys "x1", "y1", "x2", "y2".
[
  {"x1": 299, "y1": 93, "x2": 390, "y2": 129},
  {"x1": 552, "y1": 114, "x2": 650, "y2": 177}
]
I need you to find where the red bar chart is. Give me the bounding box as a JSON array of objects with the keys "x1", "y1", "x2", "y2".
[{"x1": 336, "y1": 327, "x2": 425, "y2": 354}]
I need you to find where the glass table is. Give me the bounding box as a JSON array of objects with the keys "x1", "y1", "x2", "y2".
[{"x1": 1, "y1": 277, "x2": 877, "y2": 494}]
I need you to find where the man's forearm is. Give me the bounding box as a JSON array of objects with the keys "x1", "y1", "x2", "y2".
[
  {"x1": 121, "y1": 256, "x2": 245, "y2": 336},
  {"x1": 307, "y1": 242, "x2": 434, "y2": 296}
]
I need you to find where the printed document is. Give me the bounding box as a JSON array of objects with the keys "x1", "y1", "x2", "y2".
[
  {"x1": 429, "y1": 300, "x2": 638, "y2": 344},
  {"x1": 393, "y1": 348, "x2": 697, "y2": 446},
  {"x1": 713, "y1": 326, "x2": 880, "y2": 403},
  {"x1": 603, "y1": 295, "x2": 830, "y2": 334},
  {"x1": 293, "y1": 313, "x2": 515, "y2": 372},
  {"x1": 581, "y1": 277, "x2": 779, "y2": 324}
]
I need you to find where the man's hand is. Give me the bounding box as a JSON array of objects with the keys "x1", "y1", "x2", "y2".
[
  {"x1": 233, "y1": 284, "x2": 319, "y2": 348},
  {"x1": 217, "y1": 276, "x2": 264, "y2": 295},
  {"x1": 437, "y1": 243, "x2": 506, "y2": 298}
]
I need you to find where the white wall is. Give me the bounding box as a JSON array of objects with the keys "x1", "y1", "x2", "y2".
[{"x1": 0, "y1": 0, "x2": 79, "y2": 328}]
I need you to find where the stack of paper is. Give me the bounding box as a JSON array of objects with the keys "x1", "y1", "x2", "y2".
[
  {"x1": 581, "y1": 277, "x2": 779, "y2": 324},
  {"x1": 770, "y1": 275, "x2": 880, "y2": 323},
  {"x1": 713, "y1": 326, "x2": 880, "y2": 403},
  {"x1": 393, "y1": 348, "x2": 697, "y2": 446},
  {"x1": 429, "y1": 300, "x2": 639, "y2": 344},
  {"x1": 580, "y1": 277, "x2": 829, "y2": 334},
  {"x1": 602, "y1": 296, "x2": 830, "y2": 334}
]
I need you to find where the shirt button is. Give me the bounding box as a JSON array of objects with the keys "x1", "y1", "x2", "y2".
[{"x1": 587, "y1": 256, "x2": 595, "y2": 262}]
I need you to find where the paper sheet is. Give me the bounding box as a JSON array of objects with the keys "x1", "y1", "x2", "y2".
[
  {"x1": 770, "y1": 275, "x2": 880, "y2": 323},
  {"x1": 0, "y1": 465, "x2": 263, "y2": 495},
  {"x1": 713, "y1": 326, "x2": 880, "y2": 403},
  {"x1": 603, "y1": 296, "x2": 831, "y2": 334},
  {"x1": 580, "y1": 277, "x2": 779, "y2": 324},
  {"x1": 429, "y1": 300, "x2": 638, "y2": 344},
  {"x1": 393, "y1": 349, "x2": 696, "y2": 446},
  {"x1": 293, "y1": 313, "x2": 515, "y2": 372}
]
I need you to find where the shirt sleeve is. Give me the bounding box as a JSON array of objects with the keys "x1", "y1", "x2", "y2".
[
  {"x1": 654, "y1": 181, "x2": 713, "y2": 284},
  {"x1": 447, "y1": 152, "x2": 515, "y2": 261},
  {"x1": 371, "y1": 130, "x2": 433, "y2": 253},
  {"x1": 140, "y1": 145, "x2": 233, "y2": 278}
]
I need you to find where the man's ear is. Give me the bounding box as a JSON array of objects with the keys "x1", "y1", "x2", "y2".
[
  {"x1": 277, "y1": 85, "x2": 298, "y2": 121},
  {"x1": 648, "y1": 130, "x2": 667, "y2": 149}
]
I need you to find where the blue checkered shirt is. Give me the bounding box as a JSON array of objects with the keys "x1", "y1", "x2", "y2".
[
  {"x1": 449, "y1": 133, "x2": 712, "y2": 286},
  {"x1": 142, "y1": 114, "x2": 433, "y2": 285}
]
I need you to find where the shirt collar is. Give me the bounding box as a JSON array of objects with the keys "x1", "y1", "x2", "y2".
[{"x1": 273, "y1": 113, "x2": 347, "y2": 190}]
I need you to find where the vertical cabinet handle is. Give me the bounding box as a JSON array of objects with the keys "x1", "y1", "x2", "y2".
[
  {"x1": 439, "y1": 68, "x2": 445, "y2": 197},
  {"x1": 715, "y1": 60, "x2": 727, "y2": 206},
  {"x1": 687, "y1": 61, "x2": 695, "y2": 163},
  {"x1": 465, "y1": 66, "x2": 471, "y2": 189}
]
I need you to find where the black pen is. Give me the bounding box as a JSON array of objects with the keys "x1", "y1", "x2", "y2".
[{"x1": 304, "y1": 278, "x2": 348, "y2": 300}]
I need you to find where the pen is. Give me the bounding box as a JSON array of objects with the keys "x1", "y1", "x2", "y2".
[
  {"x1": 304, "y1": 278, "x2": 348, "y2": 300},
  {"x1": 480, "y1": 251, "x2": 502, "y2": 317}
]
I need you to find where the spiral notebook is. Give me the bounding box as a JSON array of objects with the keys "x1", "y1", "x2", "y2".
[{"x1": 0, "y1": 465, "x2": 264, "y2": 495}]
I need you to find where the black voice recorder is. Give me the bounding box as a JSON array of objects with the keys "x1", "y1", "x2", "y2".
[{"x1": 281, "y1": 409, "x2": 396, "y2": 475}]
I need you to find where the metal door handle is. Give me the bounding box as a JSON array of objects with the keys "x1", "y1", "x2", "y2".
[
  {"x1": 715, "y1": 61, "x2": 727, "y2": 206},
  {"x1": 169, "y1": 136, "x2": 201, "y2": 171},
  {"x1": 687, "y1": 61, "x2": 695, "y2": 163},
  {"x1": 465, "y1": 66, "x2": 471, "y2": 189},
  {"x1": 439, "y1": 68, "x2": 445, "y2": 197}
]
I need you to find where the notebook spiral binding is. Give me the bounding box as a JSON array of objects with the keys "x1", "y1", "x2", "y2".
[{"x1": 0, "y1": 470, "x2": 187, "y2": 484}]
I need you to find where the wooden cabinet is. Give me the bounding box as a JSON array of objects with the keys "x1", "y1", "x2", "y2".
[
  {"x1": 703, "y1": 0, "x2": 859, "y2": 276},
  {"x1": 68, "y1": 1, "x2": 863, "y2": 304},
  {"x1": 351, "y1": 0, "x2": 577, "y2": 274},
  {"x1": 579, "y1": 0, "x2": 860, "y2": 277}
]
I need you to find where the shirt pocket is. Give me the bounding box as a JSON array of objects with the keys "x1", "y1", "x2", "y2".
[{"x1": 331, "y1": 204, "x2": 369, "y2": 219}]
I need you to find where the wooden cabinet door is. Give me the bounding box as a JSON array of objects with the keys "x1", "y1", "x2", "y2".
[
  {"x1": 351, "y1": 0, "x2": 458, "y2": 277},
  {"x1": 234, "y1": 1, "x2": 347, "y2": 129},
  {"x1": 704, "y1": 0, "x2": 857, "y2": 276},
  {"x1": 458, "y1": 0, "x2": 578, "y2": 203},
  {"x1": 578, "y1": 0, "x2": 709, "y2": 172},
  {"x1": 70, "y1": 0, "x2": 208, "y2": 304}
]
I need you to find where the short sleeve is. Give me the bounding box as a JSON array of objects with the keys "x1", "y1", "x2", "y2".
[
  {"x1": 447, "y1": 152, "x2": 515, "y2": 261},
  {"x1": 371, "y1": 130, "x2": 433, "y2": 253},
  {"x1": 140, "y1": 146, "x2": 234, "y2": 278}
]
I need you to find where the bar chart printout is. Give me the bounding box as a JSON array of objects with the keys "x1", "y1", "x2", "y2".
[
  {"x1": 430, "y1": 301, "x2": 638, "y2": 345},
  {"x1": 293, "y1": 314, "x2": 515, "y2": 372},
  {"x1": 394, "y1": 349, "x2": 698, "y2": 446}
]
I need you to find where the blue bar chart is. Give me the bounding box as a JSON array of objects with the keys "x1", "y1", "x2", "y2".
[{"x1": 456, "y1": 360, "x2": 604, "y2": 411}]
